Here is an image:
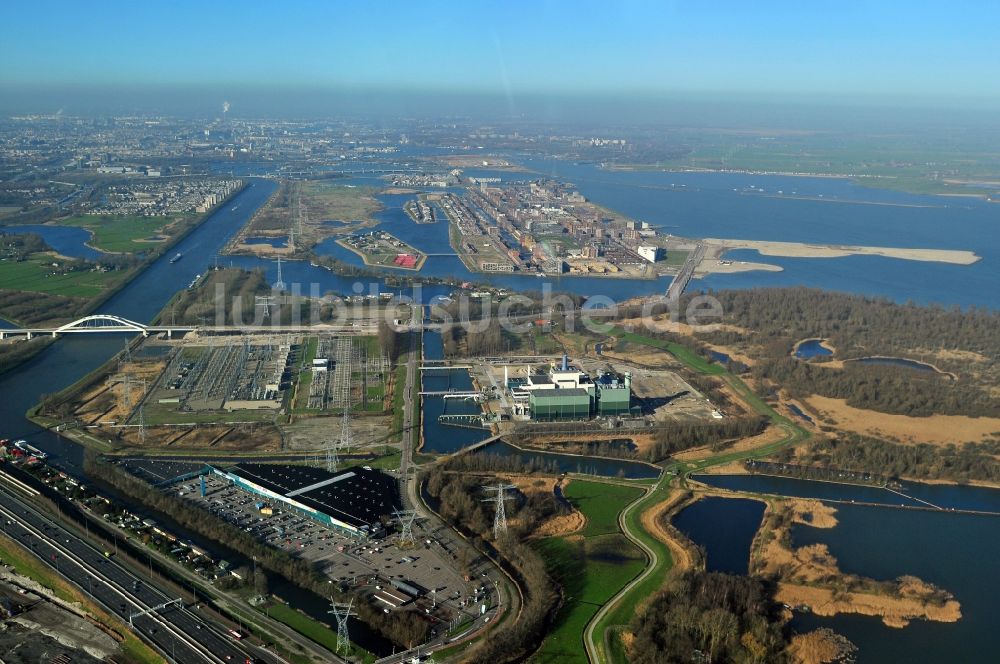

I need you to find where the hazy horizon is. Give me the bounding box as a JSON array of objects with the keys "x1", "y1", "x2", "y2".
[{"x1": 4, "y1": 84, "x2": 1000, "y2": 133}]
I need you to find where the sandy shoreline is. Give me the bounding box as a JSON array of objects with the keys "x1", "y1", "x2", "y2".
[{"x1": 702, "y1": 238, "x2": 981, "y2": 265}]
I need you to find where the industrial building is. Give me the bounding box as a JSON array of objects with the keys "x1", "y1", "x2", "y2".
[
  {"x1": 210, "y1": 463, "x2": 400, "y2": 539},
  {"x1": 509, "y1": 355, "x2": 635, "y2": 421}
]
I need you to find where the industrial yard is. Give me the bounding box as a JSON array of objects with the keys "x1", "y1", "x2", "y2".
[{"x1": 50, "y1": 331, "x2": 394, "y2": 453}]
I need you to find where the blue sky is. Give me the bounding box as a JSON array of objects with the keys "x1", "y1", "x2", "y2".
[{"x1": 3, "y1": 1, "x2": 999, "y2": 99}]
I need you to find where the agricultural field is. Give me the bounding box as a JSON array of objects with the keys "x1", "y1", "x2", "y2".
[
  {"x1": 58, "y1": 213, "x2": 194, "y2": 253},
  {"x1": 0, "y1": 253, "x2": 126, "y2": 298}
]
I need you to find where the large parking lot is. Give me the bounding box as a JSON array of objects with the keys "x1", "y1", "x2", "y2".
[{"x1": 176, "y1": 473, "x2": 485, "y2": 622}]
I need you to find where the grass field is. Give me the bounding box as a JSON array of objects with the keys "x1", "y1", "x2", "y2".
[
  {"x1": 661, "y1": 250, "x2": 690, "y2": 267},
  {"x1": 265, "y1": 602, "x2": 375, "y2": 663},
  {"x1": 301, "y1": 181, "x2": 381, "y2": 223},
  {"x1": 0, "y1": 253, "x2": 125, "y2": 297},
  {"x1": 531, "y1": 479, "x2": 645, "y2": 664},
  {"x1": 141, "y1": 402, "x2": 278, "y2": 425},
  {"x1": 563, "y1": 480, "x2": 644, "y2": 538},
  {"x1": 59, "y1": 214, "x2": 190, "y2": 253}
]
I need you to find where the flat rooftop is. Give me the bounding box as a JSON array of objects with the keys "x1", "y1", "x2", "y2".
[{"x1": 227, "y1": 463, "x2": 401, "y2": 530}]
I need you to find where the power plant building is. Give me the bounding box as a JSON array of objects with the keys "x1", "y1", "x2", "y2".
[
  {"x1": 513, "y1": 354, "x2": 634, "y2": 421},
  {"x1": 529, "y1": 388, "x2": 592, "y2": 421}
]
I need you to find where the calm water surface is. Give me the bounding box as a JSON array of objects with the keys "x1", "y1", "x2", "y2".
[{"x1": 671, "y1": 497, "x2": 765, "y2": 574}]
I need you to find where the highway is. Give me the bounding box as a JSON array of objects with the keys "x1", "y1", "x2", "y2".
[
  {"x1": 0, "y1": 480, "x2": 276, "y2": 664},
  {"x1": 665, "y1": 242, "x2": 705, "y2": 303}
]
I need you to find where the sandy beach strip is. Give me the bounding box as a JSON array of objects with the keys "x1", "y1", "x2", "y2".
[{"x1": 703, "y1": 238, "x2": 981, "y2": 265}]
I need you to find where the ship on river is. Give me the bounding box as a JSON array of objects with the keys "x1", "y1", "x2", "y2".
[{"x1": 13, "y1": 440, "x2": 48, "y2": 460}]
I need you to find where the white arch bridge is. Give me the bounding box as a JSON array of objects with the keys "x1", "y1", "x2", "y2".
[
  {"x1": 0, "y1": 315, "x2": 194, "y2": 340},
  {"x1": 0, "y1": 314, "x2": 380, "y2": 340}
]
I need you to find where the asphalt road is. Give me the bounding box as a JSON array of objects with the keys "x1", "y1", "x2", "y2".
[{"x1": 0, "y1": 482, "x2": 277, "y2": 664}]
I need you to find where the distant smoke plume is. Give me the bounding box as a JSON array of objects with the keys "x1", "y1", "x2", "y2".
[{"x1": 222, "y1": 101, "x2": 230, "y2": 114}]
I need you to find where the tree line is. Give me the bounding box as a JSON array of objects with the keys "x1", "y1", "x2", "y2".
[
  {"x1": 422, "y1": 468, "x2": 561, "y2": 663},
  {"x1": 784, "y1": 433, "x2": 1000, "y2": 484},
  {"x1": 629, "y1": 571, "x2": 788, "y2": 664},
  {"x1": 752, "y1": 356, "x2": 1000, "y2": 417}
]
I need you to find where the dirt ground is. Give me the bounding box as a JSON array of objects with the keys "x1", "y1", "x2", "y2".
[
  {"x1": 282, "y1": 414, "x2": 392, "y2": 452},
  {"x1": 641, "y1": 491, "x2": 697, "y2": 583},
  {"x1": 115, "y1": 423, "x2": 281, "y2": 451},
  {"x1": 72, "y1": 360, "x2": 165, "y2": 425},
  {"x1": 804, "y1": 395, "x2": 1000, "y2": 444}
]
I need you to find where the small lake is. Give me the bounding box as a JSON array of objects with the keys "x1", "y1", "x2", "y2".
[
  {"x1": 693, "y1": 474, "x2": 1000, "y2": 662},
  {"x1": 847, "y1": 356, "x2": 942, "y2": 374},
  {"x1": 709, "y1": 350, "x2": 731, "y2": 364},
  {"x1": 2, "y1": 224, "x2": 104, "y2": 260},
  {"x1": 671, "y1": 497, "x2": 765, "y2": 574},
  {"x1": 787, "y1": 502, "x2": 1000, "y2": 663},
  {"x1": 795, "y1": 339, "x2": 833, "y2": 359},
  {"x1": 786, "y1": 403, "x2": 814, "y2": 423}
]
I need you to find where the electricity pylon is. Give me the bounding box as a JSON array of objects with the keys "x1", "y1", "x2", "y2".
[
  {"x1": 482, "y1": 483, "x2": 517, "y2": 540},
  {"x1": 329, "y1": 598, "x2": 356, "y2": 656}
]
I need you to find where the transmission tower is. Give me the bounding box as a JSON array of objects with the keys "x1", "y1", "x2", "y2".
[
  {"x1": 120, "y1": 370, "x2": 134, "y2": 420},
  {"x1": 329, "y1": 599, "x2": 356, "y2": 656},
  {"x1": 328, "y1": 350, "x2": 353, "y2": 472},
  {"x1": 272, "y1": 257, "x2": 286, "y2": 292},
  {"x1": 120, "y1": 338, "x2": 133, "y2": 371},
  {"x1": 254, "y1": 295, "x2": 274, "y2": 320},
  {"x1": 393, "y1": 509, "x2": 418, "y2": 547},
  {"x1": 136, "y1": 380, "x2": 147, "y2": 443},
  {"x1": 482, "y1": 483, "x2": 517, "y2": 540},
  {"x1": 325, "y1": 435, "x2": 340, "y2": 473}
]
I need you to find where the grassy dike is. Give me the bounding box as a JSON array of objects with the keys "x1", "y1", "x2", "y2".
[
  {"x1": 531, "y1": 479, "x2": 645, "y2": 664},
  {"x1": 582, "y1": 326, "x2": 811, "y2": 664}
]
